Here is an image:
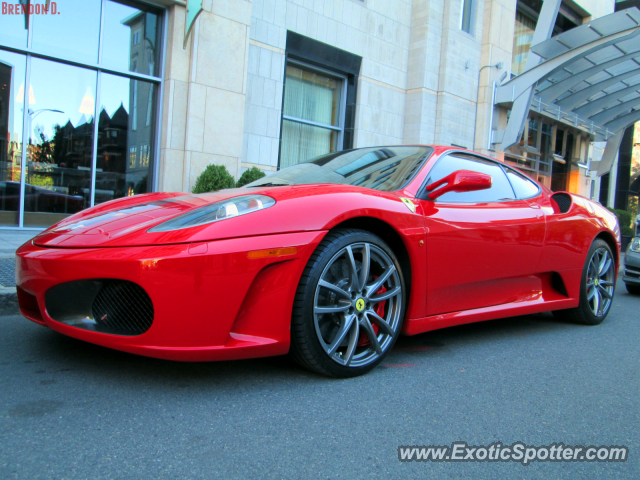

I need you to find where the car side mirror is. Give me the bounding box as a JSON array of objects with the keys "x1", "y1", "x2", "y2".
[{"x1": 425, "y1": 170, "x2": 492, "y2": 200}]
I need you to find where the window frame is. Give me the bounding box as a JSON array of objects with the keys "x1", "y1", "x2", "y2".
[
  {"x1": 460, "y1": 0, "x2": 476, "y2": 35},
  {"x1": 419, "y1": 150, "x2": 542, "y2": 203},
  {"x1": 281, "y1": 59, "x2": 348, "y2": 166}
]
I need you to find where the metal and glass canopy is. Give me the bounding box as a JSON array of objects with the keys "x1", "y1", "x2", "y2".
[{"x1": 494, "y1": 4, "x2": 640, "y2": 175}]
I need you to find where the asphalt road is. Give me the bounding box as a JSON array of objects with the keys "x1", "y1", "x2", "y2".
[{"x1": 1, "y1": 280, "x2": 639, "y2": 479}]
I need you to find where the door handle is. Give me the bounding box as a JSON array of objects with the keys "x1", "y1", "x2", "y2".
[{"x1": 528, "y1": 203, "x2": 542, "y2": 218}]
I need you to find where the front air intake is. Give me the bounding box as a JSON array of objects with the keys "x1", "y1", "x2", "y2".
[
  {"x1": 91, "y1": 281, "x2": 154, "y2": 335},
  {"x1": 45, "y1": 280, "x2": 154, "y2": 336}
]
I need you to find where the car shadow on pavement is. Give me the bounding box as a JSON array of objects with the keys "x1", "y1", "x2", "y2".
[{"x1": 12, "y1": 309, "x2": 582, "y2": 388}]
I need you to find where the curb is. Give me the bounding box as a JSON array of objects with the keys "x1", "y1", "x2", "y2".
[{"x1": 0, "y1": 292, "x2": 18, "y2": 316}]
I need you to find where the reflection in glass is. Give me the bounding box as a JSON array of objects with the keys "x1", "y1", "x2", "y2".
[
  {"x1": 102, "y1": 0, "x2": 162, "y2": 76},
  {"x1": 24, "y1": 59, "x2": 97, "y2": 227},
  {"x1": 506, "y1": 170, "x2": 541, "y2": 199},
  {"x1": 427, "y1": 155, "x2": 515, "y2": 203},
  {"x1": 0, "y1": 50, "x2": 26, "y2": 226},
  {"x1": 249, "y1": 146, "x2": 432, "y2": 192},
  {"x1": 95, "y1": 73, "x2": 154, "y2": 205},
  {"x1": 31, "y1": 0, "x2": 101, "y2": 64},
  {"x1": 0, "y1": 6, "x2": 28, "y2": 48}
]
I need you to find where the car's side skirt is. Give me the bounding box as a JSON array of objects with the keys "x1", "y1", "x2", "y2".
[
  {"x1": 402, "y1": 296, "x2": 579, "y2": 335},
  {"x1": 403, "y1": 269, "x2": 583, "y2": 336}
]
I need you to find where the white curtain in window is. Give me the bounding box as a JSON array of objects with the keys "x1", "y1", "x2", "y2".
[
  {"x1": 280, "y1": 65, "x2": 341, "y2": 167},
  {"x1": 283, "y1": 71, "x2": 336, "y2": 125},
  {"x1": 281, "y1": 120, "x2": 335, "y2": 169}
]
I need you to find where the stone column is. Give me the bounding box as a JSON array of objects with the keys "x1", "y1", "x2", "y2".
[
  {"x1": 403, "y1": 0, "x2": 485, "y2": 150},
  {"x1": 158, "y1": 0, "x2": 252, "y2": 193},
  {"x1": 475, "y1": 0, "x2": 516, "y2": 157},
  {"x1": 403, "y1": 0, "x2": 444, "y2": 145}
]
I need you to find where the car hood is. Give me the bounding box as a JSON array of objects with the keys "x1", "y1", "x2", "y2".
[{"x1": 32, "y1": 185, "x2": 410, "y2": 248}]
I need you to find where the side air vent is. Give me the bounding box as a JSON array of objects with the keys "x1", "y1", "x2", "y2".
[
  {"x1": 551, "y1": 193, "x2": 572, "y2": 214},
  {"x1": 45, "y1": 280, "x2": 154, "y2": 336},
  {"x1": 551, "y1": 272, "x2": 569, "y2": 297}
]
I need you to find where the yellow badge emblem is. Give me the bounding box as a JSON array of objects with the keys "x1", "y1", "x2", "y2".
[
  {"x1": 399, "y1": 197, "x2": 416, "y2": 213},
  {"x1": 355, "y1": 298, "x2": 365, "y2": 311}
]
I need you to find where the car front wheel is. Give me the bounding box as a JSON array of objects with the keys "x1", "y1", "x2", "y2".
[{"x1": 290, "y1": 229, "x2": 406, "y2": 377}]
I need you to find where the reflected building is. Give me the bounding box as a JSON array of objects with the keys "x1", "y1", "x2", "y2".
[
  {"x1": 0, "y1": 60, "x2": 19, "y2": 182},
  {"x1": 0, "y1": 61, "x2": 12, "y2": 166},
  {"x1": 123, "y1": 11, "x2": 157, "y2": 197},
  {"x1": 96, "y1": 105, "x2": 130, "y2": 202},
  {"x1": 25, "y1": 115, "x2": 93, "y2": 213},
  {"x1": 18, "y1": 104, "x2": 131, "y2": 217}
]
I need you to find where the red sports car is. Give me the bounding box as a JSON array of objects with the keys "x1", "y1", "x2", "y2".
[{"x1": 16, "y1": 146, "x2": 621, "y2": 377}]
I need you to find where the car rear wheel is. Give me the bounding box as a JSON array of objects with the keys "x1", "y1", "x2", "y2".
[
  {"x1": 626, "y1": 283, "x2": 640, "y2": 295},
  {"x1": 290, "y1": 229, "x2": 405, "y2": 377},
  {"x1": 553, "y1": 239, "x2": 616, "y2": 325}
]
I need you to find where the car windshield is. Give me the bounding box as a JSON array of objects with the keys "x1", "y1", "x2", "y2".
[{"x1": 246, "y1": 146, "x2": 434, "y2": 191}]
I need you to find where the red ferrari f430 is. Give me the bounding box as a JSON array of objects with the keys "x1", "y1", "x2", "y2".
[{"x1": 16, "y1": 146, "x2": 621, "y2": 377}]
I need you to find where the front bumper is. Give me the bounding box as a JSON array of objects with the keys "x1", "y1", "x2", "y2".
[
  {"x1": 624, "y1": 249, "x2": 640, "y2": 286},
  {"x1": 16, "y1": 231, "x2": 325, "y2": 361}
]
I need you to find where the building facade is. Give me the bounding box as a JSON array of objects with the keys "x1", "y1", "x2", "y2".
[{"x1": 0, "y1": 0, "x2": 628, "y2": 229}]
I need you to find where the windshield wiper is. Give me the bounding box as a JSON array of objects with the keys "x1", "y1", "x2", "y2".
[{"x1": 246, "y1": 182, "x2": 291, "y2": 187}]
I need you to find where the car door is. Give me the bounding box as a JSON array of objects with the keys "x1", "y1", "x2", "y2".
[{"x1": 416, "y1": 153, "x2": 546, "y2": 315}]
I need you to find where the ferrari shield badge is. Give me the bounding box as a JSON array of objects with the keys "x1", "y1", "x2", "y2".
[{"x1": 399, "y1": 197, "x2": 416, "y2": 213}]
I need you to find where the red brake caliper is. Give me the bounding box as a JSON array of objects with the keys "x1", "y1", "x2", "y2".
[{"x1": 357, "y1": 279, "x2": 386, "y2": 347}]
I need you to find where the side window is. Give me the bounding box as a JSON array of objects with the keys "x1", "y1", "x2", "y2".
[
  {"x1": 505, "y1": 168, "x2": 540, "y2": 199},
  {"x1": 425, "y1": 154, "x2": 515, "y2": 203}
]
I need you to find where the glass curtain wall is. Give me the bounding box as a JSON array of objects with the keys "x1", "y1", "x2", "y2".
[{"x1": 0, "y1": 0, "x2": 164, "y2": 228}]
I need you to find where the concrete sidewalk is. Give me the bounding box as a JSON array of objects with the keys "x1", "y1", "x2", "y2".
[{"x1": 0, "y1": 229, "x2": 44, "y2": 294}]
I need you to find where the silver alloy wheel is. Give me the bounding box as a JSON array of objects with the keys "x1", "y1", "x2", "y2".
[
  {"x1": 313, "y1": 242, "x2": 403, "y2": 367},
  {"x1": 586, "y1": 247, "x2": 615, "y2": 317}
]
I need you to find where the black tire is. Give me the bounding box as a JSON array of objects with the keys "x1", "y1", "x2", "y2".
[
  {"x1": 626, "y1": 283, "x2": 640, "y2": 295},
  {"x1": 290, "y1": 228, "x2": 406, "y2": 377},
  {"x1": 553, "y1": 239, "x2": 616, "y2": 325}
]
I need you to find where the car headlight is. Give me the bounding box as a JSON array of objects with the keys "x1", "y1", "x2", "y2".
[
  {"x1": 148, "y1": 194, "x2": 275, "y2": 232},
  {"x1": 630, "y1": 237, "x2": 640, "y2": 253}
]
